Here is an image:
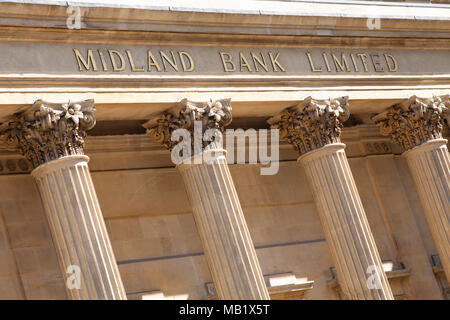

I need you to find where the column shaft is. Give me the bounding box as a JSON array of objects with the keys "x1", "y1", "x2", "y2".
[
  {"x1": 32, "y1": 155, "x2": 127, "y2": 300},
  {"x1": 404, "y1": 139, "x2": 450, "y2": 280},
  {"x1": 299, "y1": 144, "x2": 394, "y2": 300},
  {"x1": 177, "y1": 151, "x2": 270, "y2": 300}
]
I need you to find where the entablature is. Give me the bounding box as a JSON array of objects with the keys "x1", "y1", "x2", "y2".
[{"x1": 1, "y1": 0, "x2": 450, "y2": 38}]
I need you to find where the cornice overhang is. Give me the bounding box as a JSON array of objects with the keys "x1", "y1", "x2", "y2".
[{"x1": 1, "y1": 0, "x2": 450, "y2": 38}]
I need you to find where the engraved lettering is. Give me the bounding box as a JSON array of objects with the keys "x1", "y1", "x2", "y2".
[
  {"x1": 108, "y1": 49, "x2": 125, "y2": 72},
  {"x1": 322, "y1": 52, "x2": 331, "y2": 72},
  {"x1": 219, "y1": 52, "x2": 236, "y2": 72},
  {"x1": 98, "y1": 50, "x2": 108, "y2": 71},
  {"x1": 357, "y1": 53, "x2": 369, "y2": 72},
  {"x1": 350, "y1": 53, "x2": 359, "y2": 72},
  {"x1": 178, "y1": 51, "x2": 195, "y2": 72},
  {"x1": 251, "y1": 52, "x2": 269, "y2": 72},
  {"x1": 332, "y1": 53, "x2": 351, "y2": 72},
  {"x1": 160, "y1": 51, "x2": 179, "y2": 72},
  {"x1": 269, "y1": 52, "x2": 286, "y2": 72},
  {"x1": 306, "y1": 52, "x2": 322, "y2": 72},
  {"x1": 148, "y1": 50, "x2": 162, "y2": 72},
  {"x1": 126, "y1": 50, "x2": 145, "y2": 72},
  {"x1": 384, "y1": 54, "x2": 398, "y2": 72},
  {"x1": 370, "y1": 54, "x2": 384, "y2": 72},
  {"x1": 239, "y1": 52, "x2": 253, "y2": 72},
  {"x1": 74, "y1": 49, "x2": 98, "y2": 71}
]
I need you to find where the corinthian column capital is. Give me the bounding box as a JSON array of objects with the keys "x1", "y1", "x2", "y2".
[
  {"x1": 143, "y1": 98, "x2": 232, "y2": 151},
  {"x1": 372, "y1": 95, "x2": 449, "y2": 152},
  {"x1": 0, "y1": 99, "x2": 96, "y2": 168},
  {"x1": 268, "y1": 96, "x2": 349, "y2": 155},
  {"x1": 373, "y1": 95, "x2": 450, "y2": 281}
]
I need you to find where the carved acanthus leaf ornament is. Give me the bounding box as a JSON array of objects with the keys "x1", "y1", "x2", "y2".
[
  {"x1": 268, "y1": 96, "x2": 350, "y2": 155},
  {"x1": 372, "y1": 95, "x2": 449, "y2": 151},
  {"x1": 0, "y1": 100, "x2": 96, "y2": 168},
  {"x1": 143, "y1": 98, "x2": 232, "y2": 151}
]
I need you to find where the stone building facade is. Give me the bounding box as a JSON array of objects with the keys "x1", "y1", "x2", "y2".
[{"x1": 0, "y1": 0, "x2": 448, "y2": 300}]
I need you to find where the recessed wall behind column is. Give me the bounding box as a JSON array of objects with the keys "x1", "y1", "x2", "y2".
[
  {"x1": 87, "y1": 154, "x2": 450, "y2": 300},
  {"x1": 0, "y1": 150, "x2": 444, "y2": 299},
  {"x1": 92, "y1": 162, "x2": 336, "y2": 299},
  {"x1": 352, "y1": 154, "x2": 444, "y2": 299}
]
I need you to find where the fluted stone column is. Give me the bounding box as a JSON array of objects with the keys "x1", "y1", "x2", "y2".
[
  {"x1": 0, "y1": 100, "x2": 126, "y2": 300},
  {"x1": 373, "y1": 95, "x2": 450, "y2": 281},
  {"x1": 269, "y1": 97, "x2": 393, "y2": 300},
  {"x1": 143, "y1": 99, "x2": 269, "y2": 300}
]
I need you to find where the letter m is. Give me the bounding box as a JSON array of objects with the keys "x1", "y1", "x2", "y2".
[
  {"x1": 224, "y1": 305, "x2": 234, "y2": 315},
  {"x1": 225, "y1": 128, "x2": 258, "y2": 165},
  {"x1": 74, "y1": 49, "x2": 98, "y2": 71}
]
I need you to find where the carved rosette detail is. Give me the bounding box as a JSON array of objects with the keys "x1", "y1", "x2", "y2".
[
  {"x1": 143, "y1": 98, "x2": 232, "y2": 152},
  {"x1": 0, "y1": 100, "x2": 96, "y2": 169},
  {"x1": 268, "y1": 96, "x2": 350, "y2": 155},
  {"x1": 372, "y1": 95, "x2": 449, "y2": 152}
]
